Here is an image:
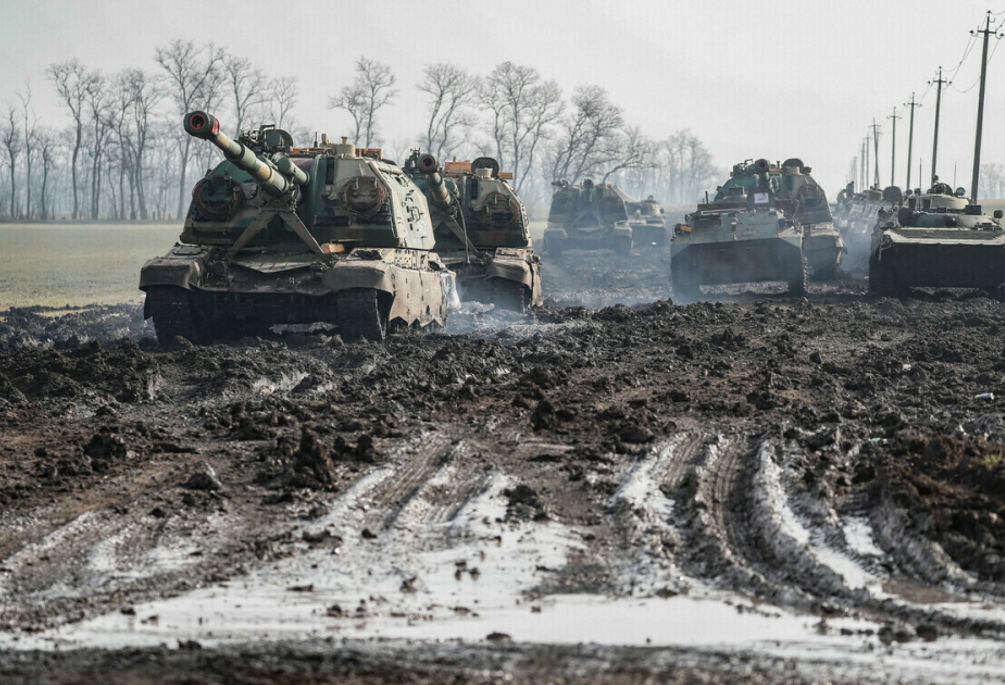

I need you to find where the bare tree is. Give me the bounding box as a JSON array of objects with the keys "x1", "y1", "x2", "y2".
[
  {"x1": 223, "y1": 52, "x2": 266, "y2": 134},
  {"x1": 37, "y1": 128, "x2": 57, "y2": 221},
  {"x1": 18, "y1": 83, "x2": 38, "y2": 220},
  {"x1": 550, "y1": 85, "x2": 623, "y2": 184},
  {"x1": 269, "y1": 76, "x2": 299, "y2": 129},
  {"x1": 481, "y1": 62, "x2": 563, "y2": 192},
  {"x1": 417, "y1": 63, "x2": 479, "y2": 160},
  {"x1": 601, "y1": 126, "x2": 655, "y2": 183},
  {"x1": 155, "y1": 40, "x2": 224, "y2": 220},
  {"x1": 109, "y1": 69, "x2": 162, "y2": 220},
  {"x1": 83, "y1": 72, "x2": 113, "y2": 220},
  {"x1": 1, "y1": 106, "x2": 22, "y2": 218},
  {"x1": 49, "y1": 60, "x2": 99, "y2": 220},
  {"x1": 329, "y1": 57, "x2": 398, "y2": 147}
]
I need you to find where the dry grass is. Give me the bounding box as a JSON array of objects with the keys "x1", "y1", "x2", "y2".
[{"x1": 0, "y1": 223, "x2": 181, "y2": 310}]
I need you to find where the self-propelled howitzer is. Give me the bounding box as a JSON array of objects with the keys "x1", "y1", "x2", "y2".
[
  {"x1": 405, "y1": 152, "x2": 542, "y2": 310},
  {"x1": 139, "y1": 112, "x2": 457, "y2": 344}
]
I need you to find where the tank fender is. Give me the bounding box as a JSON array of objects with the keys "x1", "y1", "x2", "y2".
[
  {"x1": 139, "y1": 250, "x2": 208, "y2": 291},
  {"x1": 321, "y1": 262, "x2": 450, "y2": 326},
  {"x1": 485, "y1": 252, "x2": 534, "y2": 288}
]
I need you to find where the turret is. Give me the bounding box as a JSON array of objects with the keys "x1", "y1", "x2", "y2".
[
  {"x1": 415, "y1": 154, "x2": 454, "y2": 209},
  {"x1": 184, "y1": 111, "x2": 308, "y2": 197}
]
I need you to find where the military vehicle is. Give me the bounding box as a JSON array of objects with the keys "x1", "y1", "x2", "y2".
[
  {"x1": 626, "y1": 195, "x2": 668, "y2": 247},
  {"x1": 835, "y1": 185, "x2": 903, "y2": 276},
  {"x1": 671, "y1": 159, "x2": 805, "y2": 299},
  {"x1": 869, "y1": 183, "x2": 1005, "y2": 296},
  {"x1": 140, "y1": 111, "x2": 456, "y2": 344},
  {"x1": 404, "y1": 152, "x2": 542, "y2": 311},
  {"x1": 544, "y1": 180, "x2": 634, "y2": 256},
  {"x1": 713, "y1": 158, "x2": 843, "y2": 280}
]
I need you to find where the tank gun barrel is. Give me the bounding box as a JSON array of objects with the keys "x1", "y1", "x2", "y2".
[
  {"x1": 184, "y1": 111, "x2": 307, "y2": 196},
  {"x1": 416, "y1": 154, "x2": 454, "y2": 208}
]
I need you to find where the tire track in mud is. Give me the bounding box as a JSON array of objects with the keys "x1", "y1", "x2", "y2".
[{"x1": 658, "y1": 429, "x2": 1005, "y2": 636}]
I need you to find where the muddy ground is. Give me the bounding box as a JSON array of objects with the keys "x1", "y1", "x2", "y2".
[{"x1": 2, "y1": 251, "x2": 1005, "y2": 683}]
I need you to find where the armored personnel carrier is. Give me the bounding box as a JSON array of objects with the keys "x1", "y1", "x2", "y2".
[
  {"x1": 404, "y1": 152, "x2": 542, "y2": 311},
  {"x1": 544, "y1": 180, "x2": 634, "y2": 256},
  {"x1": 626, "y1": 195, "x2": 668, "y2": 247},
  {"x1": 140, "y1": 111, "x2": 456, "y2": 344},
  {"x1": 869, "y1": 183, "x2": 1005, "y2": 296},
  {"x1": 671, "y1": 159, "x2": 805, "y2": 300},
  {"x1": 713, "y1": 158, "x2": 843, "y2": 280}
]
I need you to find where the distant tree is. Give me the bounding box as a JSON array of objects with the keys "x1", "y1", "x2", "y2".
[
  {"x1": 600, "y1": 125, "x2": 656, "y2": 184},
  {"x1": 155, "y1": 40, "x2": 224, "y2": 220},
  {"x1": 329, "y1": 57, "x2": 398, "y2": 147},
  {"x1": 83, "y1": 72, "x2": 113, "y2": 220},
  {"x1": 269, "y1": 76, "x2": 299, "y2": 130},
  {"x1": 49, "y1": 59, "x2": 99, "y2": 220},
  {"x1": 550, "y1": 85, "x2": 623, "y2": 184},
  {"x1": 18, "y1": 83, "x2": 38, "y2": 220},
  {"x1": 1, "y1": 106, "x2": 22, "y2": 218},
  {"x1": 223, "y1": 52, "x2": 266, "y2": 135},
  {"x1": 480, "y1": 62, "x2": 562, "y2": 192},
  {"x1": 37, "y1": 128, "x2": 57, "y2": 221},
  {"x1": 417, "y1": 63, "x2": 479, "y2": 161}
]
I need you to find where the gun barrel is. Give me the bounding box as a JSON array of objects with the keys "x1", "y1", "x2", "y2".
[
  {"x1": 184, "y1": 111, "x2": 306, "y2": 196},
  {"x1": 416, "y1": 154, "x2": 453, "y2": 208}
]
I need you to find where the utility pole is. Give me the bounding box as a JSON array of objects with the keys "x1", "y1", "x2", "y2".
[
  {"x1": 903, "y1": 92, "x2": 921, "y2": 190},
  {"x1": 970, "y1": 11, "x2": 1002, "y2": 203},
  {"x1": 870, "y1": 119, "x2": 882, "y2": 188},
  {"x1": 888, "y1": 107, "x2": 901, "y2": 187},
  {"x1": 929, "y1": 66, "x2": 950, "y2": 187},
  {"x1": 864, "y1": 136, "x2": 870, "y2": 189},
  {"x1": 860, "y1": 138, "x2": 867, "y2": 190}
]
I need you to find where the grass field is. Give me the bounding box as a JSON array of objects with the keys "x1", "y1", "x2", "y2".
[{"x1": 0, "y1": 224, "x2": 181, "y2": 310}]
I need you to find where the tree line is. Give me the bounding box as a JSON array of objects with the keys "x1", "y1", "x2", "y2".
[{"x1": 0, "y1": 42, "x2": 722, "y2": 222}]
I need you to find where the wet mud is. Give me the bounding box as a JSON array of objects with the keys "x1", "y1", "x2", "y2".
[{"x1": 3, "y1": 250, "x2": 1005, "y2": 682}]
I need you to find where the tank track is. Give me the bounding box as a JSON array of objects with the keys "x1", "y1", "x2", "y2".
[
  {"x1": 337, "y1": 289, "x2": 388, "y2": 342},
  {"x1": 787, "y1": 256, "x2": 808, "y2": 296},
  {"x1": 492, "y1": 278, "x2": 527, "y2": 312},
  {"x1": 145, "y1": 286, "x2": 200, "y2": 346}
]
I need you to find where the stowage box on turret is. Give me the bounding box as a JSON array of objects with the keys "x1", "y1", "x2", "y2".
[
  {"x1": 404, "y1": 152, "x2": 542, "y2": 310},
  {"x1": 139, "y1": 112, "x2": 457, "y2": 344}
]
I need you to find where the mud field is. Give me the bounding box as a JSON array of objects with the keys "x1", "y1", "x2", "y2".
[{"x1": 3, "y1": 251, "x2": 1005, "y2": 683}]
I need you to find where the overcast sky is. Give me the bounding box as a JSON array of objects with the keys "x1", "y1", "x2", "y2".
[{"x1": 1, "y1": 0, "x2": 1002, "y2": 198}]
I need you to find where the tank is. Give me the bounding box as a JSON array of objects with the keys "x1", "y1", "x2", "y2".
[
  {"x1": 139, "y1": 112, "x2": 457, "y2": 344},
  {"x1": 869, "y1": 183, "x2": 1005, "y2": 297},
  {"x1": 404, "y1": 152, "x2": 542, "y2": 311},
  {"x1": 543, "y1": 180, "x2": 634, "y2": 256},
  {"x1": 671, "y1": 159, "x2": 806, "y2": 300},
  {"x1": 626, "y1": 195, "x2": 669, "y2": 247},
  {"x1": 713, "y1": 158, "x2": 843, "y2": 280}
]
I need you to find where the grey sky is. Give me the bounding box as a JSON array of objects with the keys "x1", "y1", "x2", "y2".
[{"x1": 0, "y1": 0, "x2": 1002, "y2": 197}]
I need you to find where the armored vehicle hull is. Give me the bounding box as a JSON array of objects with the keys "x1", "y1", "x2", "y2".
[
  {"x1": 545, "y1": 181, "x2": 636, "y2": 257},
  {"x1": 671, "y1": 199, "x2": 805, "y2": 299},
  {"x1": 627, "y1": 197, "x2": 668, "y2": 247},
  {"x1": 406, "y1": 154, "x2": 541, "y2": 311},
  {"x1": 140, "y1": 112, "x2": 455, "y2": 345},
  {"x1": 869, "y1": 194, "x2": 1005, "y2": 297},
  {"x1": 714, "y1": 158, "x2": 842, "y2": 280}
]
